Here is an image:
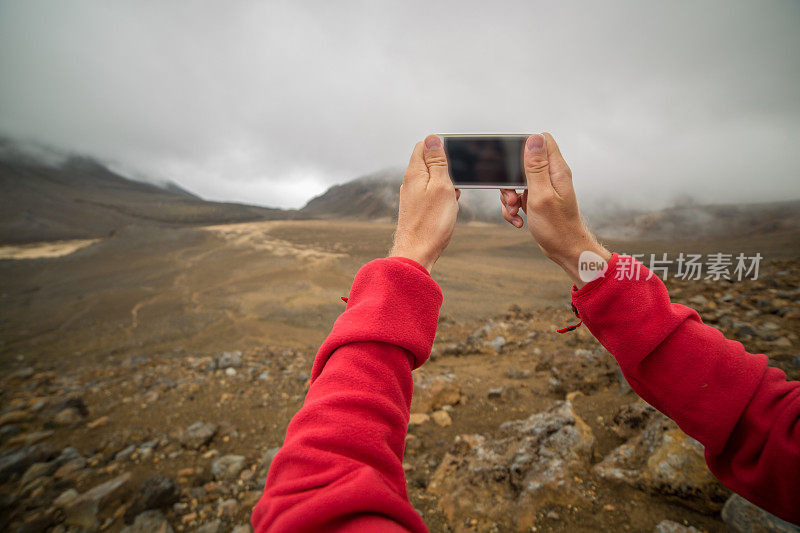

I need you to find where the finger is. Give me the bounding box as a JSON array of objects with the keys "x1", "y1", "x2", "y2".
[
  {"x1": 541, "y1": 132, "x2": 574, "y2": 198},
  {"x1": 423, "y1": 134, "x2": 451, "y2": 188},
  {"x1": 402, "y1": 141, "x2": 427, "y2": 188},
  {"x1": 524, "y1": 134, "x2": 554, "y2": 195},
  {"x1": 501, "y1": 201, "x2": 524, "y2": 228},
  {"x1": 500, "y1": 188, "x2": 520, "y2": 209},
  {"x1": 499, "y1": 191, "x2": 516, "y2": 216}
]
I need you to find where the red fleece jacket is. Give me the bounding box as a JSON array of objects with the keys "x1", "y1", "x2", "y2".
[{"x1": 251, "y1": 255, "x2": 800, "y2": 531}]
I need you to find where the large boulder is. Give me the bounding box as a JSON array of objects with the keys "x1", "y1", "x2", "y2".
[
  {"x1": 594, "y1": 404, "x2": 729, "y2": 514},
  {"x1": 427, "y1": 400, "x2": 595, "y2": 532},
  {"x1": 721, "y1": 494, "x2": 800, "y2": 533}
]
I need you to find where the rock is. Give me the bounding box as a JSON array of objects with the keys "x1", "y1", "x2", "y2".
[
  {"x1": 773, "y1": 337, "x2": 792, "y2": 348},
  {"x1": 721, "y1": 494, "x2": 800, "y2": 533},
  {"x1": 548, "y1": 348, "x2": 617, "y2": 394},
  {"x1": 211, "y1": 454, "x2": 247, "y2": 481},
  {"x1": 0, "y1": 442, "x2": 57, "y2": 482},
  {"x1": 687, "y1": 295, "x2": 709, "y2": 306},
  {"x1": 261, "y1": 447, "x2": 281, "y2": 471},
  {"x1": 0, "y1": 410, "x2": 30, "y2": 426},
  {"x1": 232, "y1": 525, "x2": 252, "y2": 533},
  {"x1": 216, "y1": 351, "x2": 243, "y2": 369},
  {"x1": 64, "y1": 500, "x2": 100, "y2": 531},
  {"x1": 734, "y1": 323, "x2": 758, "y2": 338},
  {"x1": 197, "y1": 519, "x2": 222, "y2": 533},
  {"x1": 8, "y1": 366, "x2": 35, "y2": 380},
  {"x1": 125, "y1": 475, "x2": 179, "y2": 521},
  {"x1": 611, "y1": 401, "x2": 658, "y2": 439},
  {"x1": 64, "y1": 473, "x2": 132, "y2": 530},
  {"x1": 87, "y1": 415, "x2": 110, "y2": 429},
  {"x1": 218, "y1": 498, "x2": 239, "y2": 517},
  {"x1": 20, "y1": 461, "x2": 55, "y2": 486},
  {"x1": 54, "y1": 488, "x2": 80, "y2": 508},
  {"x1": 594, "y1": 414, "x2": 729, "y2": 513},
  {"x1": 121, "y1": 510, "x2": 174, "y2": 533},
  {"x1": 46, "y1": 397, "x2": 89, "y2": 418},
  {"x1": 431, "y1": 410, "x2": 452, "y2": 427},
  {"x1": 487, "y1": 387, "x2": 503, "y2": 399},
  {"x1": 115, "y1": 444, "x2": 136, "y2": 461},
  {"x1": 78, "y1": 471, "x2": 132, "y2": 504},
  {"x1": 6, "y1": 430, "x2": 54, "y2": 447},
  {"x1": 0, "y1": 424, "x2": 22, "y2": 442},
  {"x1": 504, "y1": 367, "x2": 531, "y2": 379},
  {"x1": 54, "y1": 458, "x2": 86, "y2": 480},
  {"x1": 428, "y1": 400, "x2": 595, "y2": 531},
  {"x1": 53, "y1": 407, "x2": 83, "y2": 426},
  {"x1": 55, "y1": 446, "x2": 81, "y2": 465},
  {"x1": 179, "y1": 422, "x2": 218, "y2": 449},
  {"x1": 225, "y1": 367, "x2": 237, "y2": 376},
  {"x1": 411, "y1": 374, "x2": 461, "y2": 413},
  {"x1": 14, "y1": 510, "x2": 56, "y2": 533},
  {"x1": 653, "y1": 520, "x2": 701, "y2": 533},
  {"x1": 408, "y1": 413, "x2": 430, "y2": 426},
  {"x1": 488, "y1": 336, "x2": 506, "y2": 352}
]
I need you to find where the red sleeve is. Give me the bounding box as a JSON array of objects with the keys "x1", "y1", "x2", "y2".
[
  {"x1": 571, "y1": 253, "x2": 800, "y2": 524},
  {"x1": 251, "y1": 256, "x2": 440, "y2": 533}
]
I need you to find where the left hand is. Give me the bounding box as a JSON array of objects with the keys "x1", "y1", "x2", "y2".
[{"x1": 389, "y1": 135, "x2": 460, "y2": 273}]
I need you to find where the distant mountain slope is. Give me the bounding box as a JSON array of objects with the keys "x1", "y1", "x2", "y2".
[
  {"x1": 587, "y1": 200, "x2": 800, "y2": 241},
  {"x1": 3, "y1": 135, "x2": 797, "y2": 245},
  {"x1": 0, "y1": 155, "x2": 291, "y2": 244},
  {"x1": 299, "y1": 168, "x2": 503, "y2": 223}
]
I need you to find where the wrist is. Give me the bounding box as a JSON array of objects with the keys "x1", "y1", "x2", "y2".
[
  {"x1": 387, "y1": 247, "x2": 434, "y2": 273},
  {"x1": 551, "y1": 240, "x2": 611, "y2": 288}
]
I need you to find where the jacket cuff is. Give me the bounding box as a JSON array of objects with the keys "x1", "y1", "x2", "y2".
[
  {"x1": 310, "y1": 257, "x2": 443, "y2": 382},
  {"x1": 569, "y1": 253, "x2": 688, "y2": 358},
  {"x1": 386, "y1": 256, "x2": 430, "y2": 274},
  {"x1": 570, "y1": 252, "x2": 620, "y2": 302}
]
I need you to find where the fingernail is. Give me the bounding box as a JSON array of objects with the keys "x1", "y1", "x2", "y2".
[
  {"x1": 526, "y1": 134, "x2": 544, "y2": 152},
  {"x1": 425, "y1": 135, "x2": 442, "y2": 150}
]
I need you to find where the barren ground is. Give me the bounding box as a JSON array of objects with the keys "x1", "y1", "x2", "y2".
[{"x1": 1, "y1": 220, "x2": 798, "y2": 532}]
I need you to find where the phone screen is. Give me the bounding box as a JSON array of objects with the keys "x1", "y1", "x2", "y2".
[{"x1": 441, "y1": 135, "x2": 527, "y2": 188}]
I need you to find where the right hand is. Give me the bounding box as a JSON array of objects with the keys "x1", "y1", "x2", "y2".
[{"x1": 500, "y1": 133, "x2": 610, "y2": 287}]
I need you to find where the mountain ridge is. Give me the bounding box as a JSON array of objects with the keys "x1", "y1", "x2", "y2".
[{"x1": 2, "y1": 141, "x2": 798, "y2": 245}]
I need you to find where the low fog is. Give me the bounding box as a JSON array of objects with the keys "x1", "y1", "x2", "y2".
[{"x1": 1, "y1": 1, "x2": 799, "y2": 209}]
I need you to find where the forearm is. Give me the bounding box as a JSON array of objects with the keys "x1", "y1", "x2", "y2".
[
  {"x1": 253, "y1": 341, "x2": 424, "y2": 532},
  {"x1": 251, "y1": 257, "x2": 441, "y2": 533},
  {"x1": 572, "y1": 254, "x2": 800, "y2": 523}
]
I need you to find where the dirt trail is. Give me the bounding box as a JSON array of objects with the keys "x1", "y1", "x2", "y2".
[{"x1": 0, "y1": 239, "x2": 100, "y2": 259}]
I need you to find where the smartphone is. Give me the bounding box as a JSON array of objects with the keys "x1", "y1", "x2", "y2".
[{"x1": 441, "y1": 134, "x2": 528, "y2": 189}]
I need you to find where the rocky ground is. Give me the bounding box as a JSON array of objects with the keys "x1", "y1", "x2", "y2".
[{"x1": 1, "y1": 256, "x2": 798, "y2": 532}]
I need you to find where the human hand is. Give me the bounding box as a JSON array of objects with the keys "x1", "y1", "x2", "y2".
[
  {"x1": 389, "y1": 135, "x2": 460, "y2": 273},
  {"x1": 500, "y1": 133, "x2": 610, "y2": 287}
]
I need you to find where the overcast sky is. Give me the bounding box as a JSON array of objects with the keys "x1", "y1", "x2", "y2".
[{"x1": 1, "y1": 1, "x2": 799, "y2": 209}]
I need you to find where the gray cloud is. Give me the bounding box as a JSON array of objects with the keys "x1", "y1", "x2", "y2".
[{"x1": 1, "y1": 1, "x2": 799, "y2": 209}]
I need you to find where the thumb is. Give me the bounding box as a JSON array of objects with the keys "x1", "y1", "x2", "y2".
[
  {"x1": 423, "y1": 134, "x2": 450, "y2": 186},
  {"x1": 524, "y1": 134, "x2": 554, "y2": 195}
]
